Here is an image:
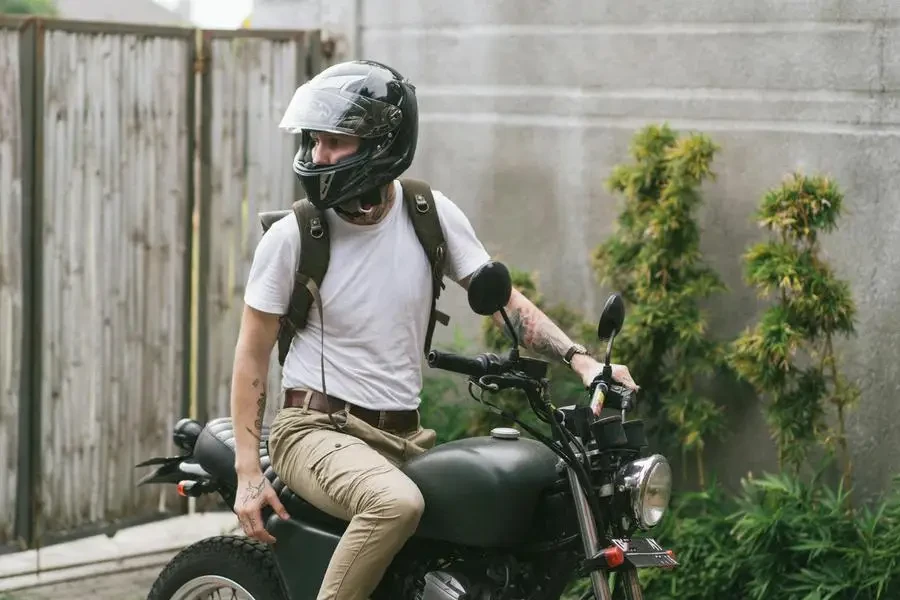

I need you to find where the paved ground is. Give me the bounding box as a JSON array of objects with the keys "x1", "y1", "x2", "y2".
[
  {"x1": 7, "y1": 565, "x2": 163, "y2": 599},
  {"x1": 0, "y1": 511, "x2": 240, "y2": 600}
]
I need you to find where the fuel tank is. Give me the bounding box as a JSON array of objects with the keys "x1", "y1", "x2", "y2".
[{"x1": 402, "y1": 429, "x2": 560, "y2": 548}]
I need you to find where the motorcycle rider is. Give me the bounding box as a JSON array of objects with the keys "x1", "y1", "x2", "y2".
[{"x1": 230, "y1": 59, "x2": 639, "y2": 600}]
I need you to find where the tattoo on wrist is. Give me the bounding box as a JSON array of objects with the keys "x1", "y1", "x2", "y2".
[
  {"x1": 241, "y1": 477, "x2": 266, "y2": 505},
  {"x1": 247, "y1": 378, "x2": 266, "y2": 441}
]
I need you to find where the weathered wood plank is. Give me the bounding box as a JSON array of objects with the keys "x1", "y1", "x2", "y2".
[
  {"x1": 38, "y1": 30, "x2": 192, "y2": 535},
  {"x1": 202, "y1": 35, "x2": 304, "y2": 425},
  {"x1": 0, "y1": 27, "x2": 23, "y2": 545}
]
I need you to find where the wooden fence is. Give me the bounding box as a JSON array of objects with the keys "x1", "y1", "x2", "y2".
[{"x1": 0, "y1": 16, "x2": 331, "y2": 551}]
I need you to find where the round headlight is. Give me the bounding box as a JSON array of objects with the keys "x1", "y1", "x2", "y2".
[{"x1": 617, "y1": 454, "x2": 672, "y2": 530}]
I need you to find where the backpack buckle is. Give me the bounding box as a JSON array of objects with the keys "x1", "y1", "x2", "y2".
[
  {"x1": 414, "y1": 193, "x2": 429, "y2": 214},
  {"x1": 309, "y1": 217, "x2": 324, "y2": 239}
]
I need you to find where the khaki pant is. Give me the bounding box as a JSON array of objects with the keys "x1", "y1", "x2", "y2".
[{"x1": 267, "y1": 395, "x2": 436, "y2": 600}]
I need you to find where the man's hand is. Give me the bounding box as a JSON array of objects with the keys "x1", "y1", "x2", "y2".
[
  {"x1": 477, "y1": 286, "x2": 639, "y2": 416},
  {"x1": 235, "y1": 470, "x2": 290, "y2": 544},
  {"x1": 570, "y1": 353, "x2": 639, "y2": 416}
]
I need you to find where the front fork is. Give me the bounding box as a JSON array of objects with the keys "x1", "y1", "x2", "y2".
[{"x1": 565, "y1": 465, "x2": 644, "y2": 600}]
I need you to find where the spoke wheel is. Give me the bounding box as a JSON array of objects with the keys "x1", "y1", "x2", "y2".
[
  {"x1": 170, "y1": 574, "x2": 256, "y2": 600},
  {"x1": 148, "y1": 536, "x2": 287, "y2": 600}
]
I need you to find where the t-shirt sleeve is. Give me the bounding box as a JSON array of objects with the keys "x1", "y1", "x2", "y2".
[
  {"x1": 433, "y1": 190, "x2": 491, "y2": 282},
  {"x1": 243, "y1": 214, "x2": 301, "y2": 315}
]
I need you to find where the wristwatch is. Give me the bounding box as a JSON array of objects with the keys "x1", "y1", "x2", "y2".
[{"x1": 563, "y1": 343, "x2": 589, "y2": 366}]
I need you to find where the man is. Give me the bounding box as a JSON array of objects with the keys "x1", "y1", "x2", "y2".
[{"x1": 229, "y1": 60, "x2": 638, "y2": 600}]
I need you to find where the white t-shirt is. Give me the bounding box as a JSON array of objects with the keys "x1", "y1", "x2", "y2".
[{"x1": 244, "y1": 179, "x2": 491, "y2": 411}]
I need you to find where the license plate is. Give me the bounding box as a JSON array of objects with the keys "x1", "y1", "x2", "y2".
[{"x1": 611, "y1": 538, "x2": 678, "y2": 568}]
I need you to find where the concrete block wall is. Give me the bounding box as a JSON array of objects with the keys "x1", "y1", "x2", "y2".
[
  {"x1": 357, "y1": 1, "x2": 900, "y2": 497},
  {"x1": 250, "y1": 0, "x2": 359, "y2": 57}
]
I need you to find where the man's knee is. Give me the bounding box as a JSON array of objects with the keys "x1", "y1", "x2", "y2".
[
  {"x1": 369, "y1": 478, "x2": 425, "y2": 533},
  {"x1": 394, "y1": 484, "x2": 426, "y2": 530}
]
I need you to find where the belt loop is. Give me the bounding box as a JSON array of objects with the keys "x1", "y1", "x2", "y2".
[
  {"x1": 377, "y1": 410, "x2": 386, "y2": 429},
  {"x1": 303, "y1": 389, "x2": 312, "y2": 410}
]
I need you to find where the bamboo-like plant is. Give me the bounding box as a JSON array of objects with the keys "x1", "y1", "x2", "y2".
[
  {"x1": 728, "y1": 172, "x2": 858, "y2": 489},
  {"x1": 592, "y1": 123, "x2": 728, "y2": 485}
]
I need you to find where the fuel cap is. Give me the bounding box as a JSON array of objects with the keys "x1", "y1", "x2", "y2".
[{"x1": 490, "y1": 427, "x2": 520, "y2": 440}]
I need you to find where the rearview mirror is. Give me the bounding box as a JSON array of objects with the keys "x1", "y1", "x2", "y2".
[
  {"x1": 597, "y1": 294, "x2": 625, "y2": 340},
  {"x1": 467, "y1": 261, "x2": 513, "y2": 316}
]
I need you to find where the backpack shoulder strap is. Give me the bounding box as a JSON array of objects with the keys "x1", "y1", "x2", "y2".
[
  {"x1": 399, "y1": 178, "x2": 451, "y2": 355},
  {"x1": 276, "y1": 198, "x2": 330, "y2": 366}
]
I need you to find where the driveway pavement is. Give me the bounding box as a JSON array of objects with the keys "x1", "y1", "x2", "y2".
[{"x1": 0, "y1": 511, "x2": 240, "y2": 600}]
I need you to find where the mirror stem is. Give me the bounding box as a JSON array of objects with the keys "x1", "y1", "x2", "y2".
[
  {"x1": 499, "y1": 308, "x2": 521, "y2": 359},
  {"x1": 602, "y1": 332, "x2": 616, "y2": 377}
]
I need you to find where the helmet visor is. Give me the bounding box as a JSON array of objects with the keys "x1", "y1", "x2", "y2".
[{"x1": 278, "y1": 75, "x2": 402, "y2": 138}]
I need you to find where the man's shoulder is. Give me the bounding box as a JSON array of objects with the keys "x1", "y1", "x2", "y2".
[
  {"x1": 253, "y1": 208, "x2": 302, "y2": 265},
  {"x1": 426, "y1": 187, "x2": 472, "y2": 225},
  {"x1": 265, "y1": 208, "x2": 302, "y2": 240}
]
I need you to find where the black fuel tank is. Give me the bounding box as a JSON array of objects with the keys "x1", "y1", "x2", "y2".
[{"x1": 402, "y1": 431, "x2": 560, "y2": 548}]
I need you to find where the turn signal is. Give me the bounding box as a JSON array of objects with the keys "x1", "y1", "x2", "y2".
[
  {"x1": 601, "y1": 546, "x2": 625, "y2": 568},
  {"x1": 177, "y1": 480, "x2": 193, "y2": 497}
]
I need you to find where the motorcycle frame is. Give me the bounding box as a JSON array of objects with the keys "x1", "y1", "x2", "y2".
[{"x1": 483, "y1": 374, "x2": 644, "y2": 600}]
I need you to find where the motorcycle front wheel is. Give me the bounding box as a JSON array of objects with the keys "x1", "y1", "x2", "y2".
[{"x1": 147, "y1": 535, "x2": 288, "y2": 600}]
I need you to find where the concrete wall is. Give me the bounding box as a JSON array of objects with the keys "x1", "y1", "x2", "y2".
[
  {"x1": 357, "y1": 1, "x2": 900, "y2": 498},
  {"x1": 250, "y1": 0, "x2": 359, "y2": 56}
]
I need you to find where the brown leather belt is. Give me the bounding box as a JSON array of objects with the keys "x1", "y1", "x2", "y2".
[{"x1": 284, "y1": 388, "x2": 419, "y2": 433}]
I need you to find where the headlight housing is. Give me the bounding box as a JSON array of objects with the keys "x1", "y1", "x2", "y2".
[{"x1": 617, "y1": 454, "x2": 672, "y2": 530}]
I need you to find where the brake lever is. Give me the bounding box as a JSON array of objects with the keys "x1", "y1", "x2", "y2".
[
  {"x1": 480, "y1": 373, "x2": 532, "y2": 393},
  {"x1": 476, "y1": 376, "x2": 501, "y2": 392}
]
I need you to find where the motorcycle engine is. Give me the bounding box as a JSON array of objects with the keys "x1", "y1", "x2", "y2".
[
  {"x1": 415, "y1": 567, "x2": 518, "y2": 600},
  {"x1": 418, "y1": 570, "x2": 469, "y2": 600}
]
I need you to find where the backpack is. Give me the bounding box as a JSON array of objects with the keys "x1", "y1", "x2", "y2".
[{"x1": 257, "y1": 178, "x2": 450, "y2": 366}]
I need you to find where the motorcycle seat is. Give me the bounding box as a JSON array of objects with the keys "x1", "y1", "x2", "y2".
[{"x1": 193, "y1": 417, "x2": 349, "y2": 532}]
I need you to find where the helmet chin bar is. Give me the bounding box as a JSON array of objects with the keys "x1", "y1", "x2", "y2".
[{"x1": 333, "y1": 187, "x2": 385, "y2": 217}]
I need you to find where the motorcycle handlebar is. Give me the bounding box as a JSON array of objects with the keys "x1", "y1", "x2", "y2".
[
  {"x1": 430, "y1": 348, "x2": 638, "y2": 412},
  {"x1": 590, "y1": 379, "x2": 638, "y2": 412},
  {"x1": 426, "y1": 350, "x2": 505, "y2": 378}
]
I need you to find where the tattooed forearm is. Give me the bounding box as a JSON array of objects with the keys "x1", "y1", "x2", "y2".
[
  {"x1": 246, "y1": 378, "x2": 266, "y2": 441},
  {"x1": 495, "y1": 289, "x2": 575, "y2": 361}
]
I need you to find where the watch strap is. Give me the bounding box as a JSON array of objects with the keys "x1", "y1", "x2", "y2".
[{"x1": 564, "y1": 343, "x2": 587, "y2": 365}]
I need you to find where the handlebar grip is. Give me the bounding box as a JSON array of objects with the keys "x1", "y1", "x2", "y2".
[
  {"x1": 427, "y1": 350, "x2": 488, "y2": 378},
  {"x1": 588, "y1": 376, "x2": 638, "y2": 412},
  {"x1": 609, "y1": 383, "x2": 637, "y2": 410}
]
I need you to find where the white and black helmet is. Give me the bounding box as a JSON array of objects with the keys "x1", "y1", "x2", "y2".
[{"x1": 279, "y1": 60, "x2": 418, "y2": 211}]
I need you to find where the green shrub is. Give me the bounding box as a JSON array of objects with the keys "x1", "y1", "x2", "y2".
[
  {"x1": 592, "y1": 123, "x2": 729, "y2": 485},
  {"x1": 639, "y1": 481, "x2": 746, "y2": 599},
  {"x1": 728, "y1": 172, "x2": 858, "y2": 487},
  {"x1": 0, "y1": 0, "x2": 58, "y2": 15},
  {"x1": 419, "y1": 371, "x2": 474, "y2": 445},
  {"x1": 641, "y1": 472, "x2": 900, "y2": 600},
  {"x1": 419, "y1": 327, "x2": 480, "y2": 444},
  {"x1": 642, "y1": 171, "x2": 891, "y2": 600}
]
